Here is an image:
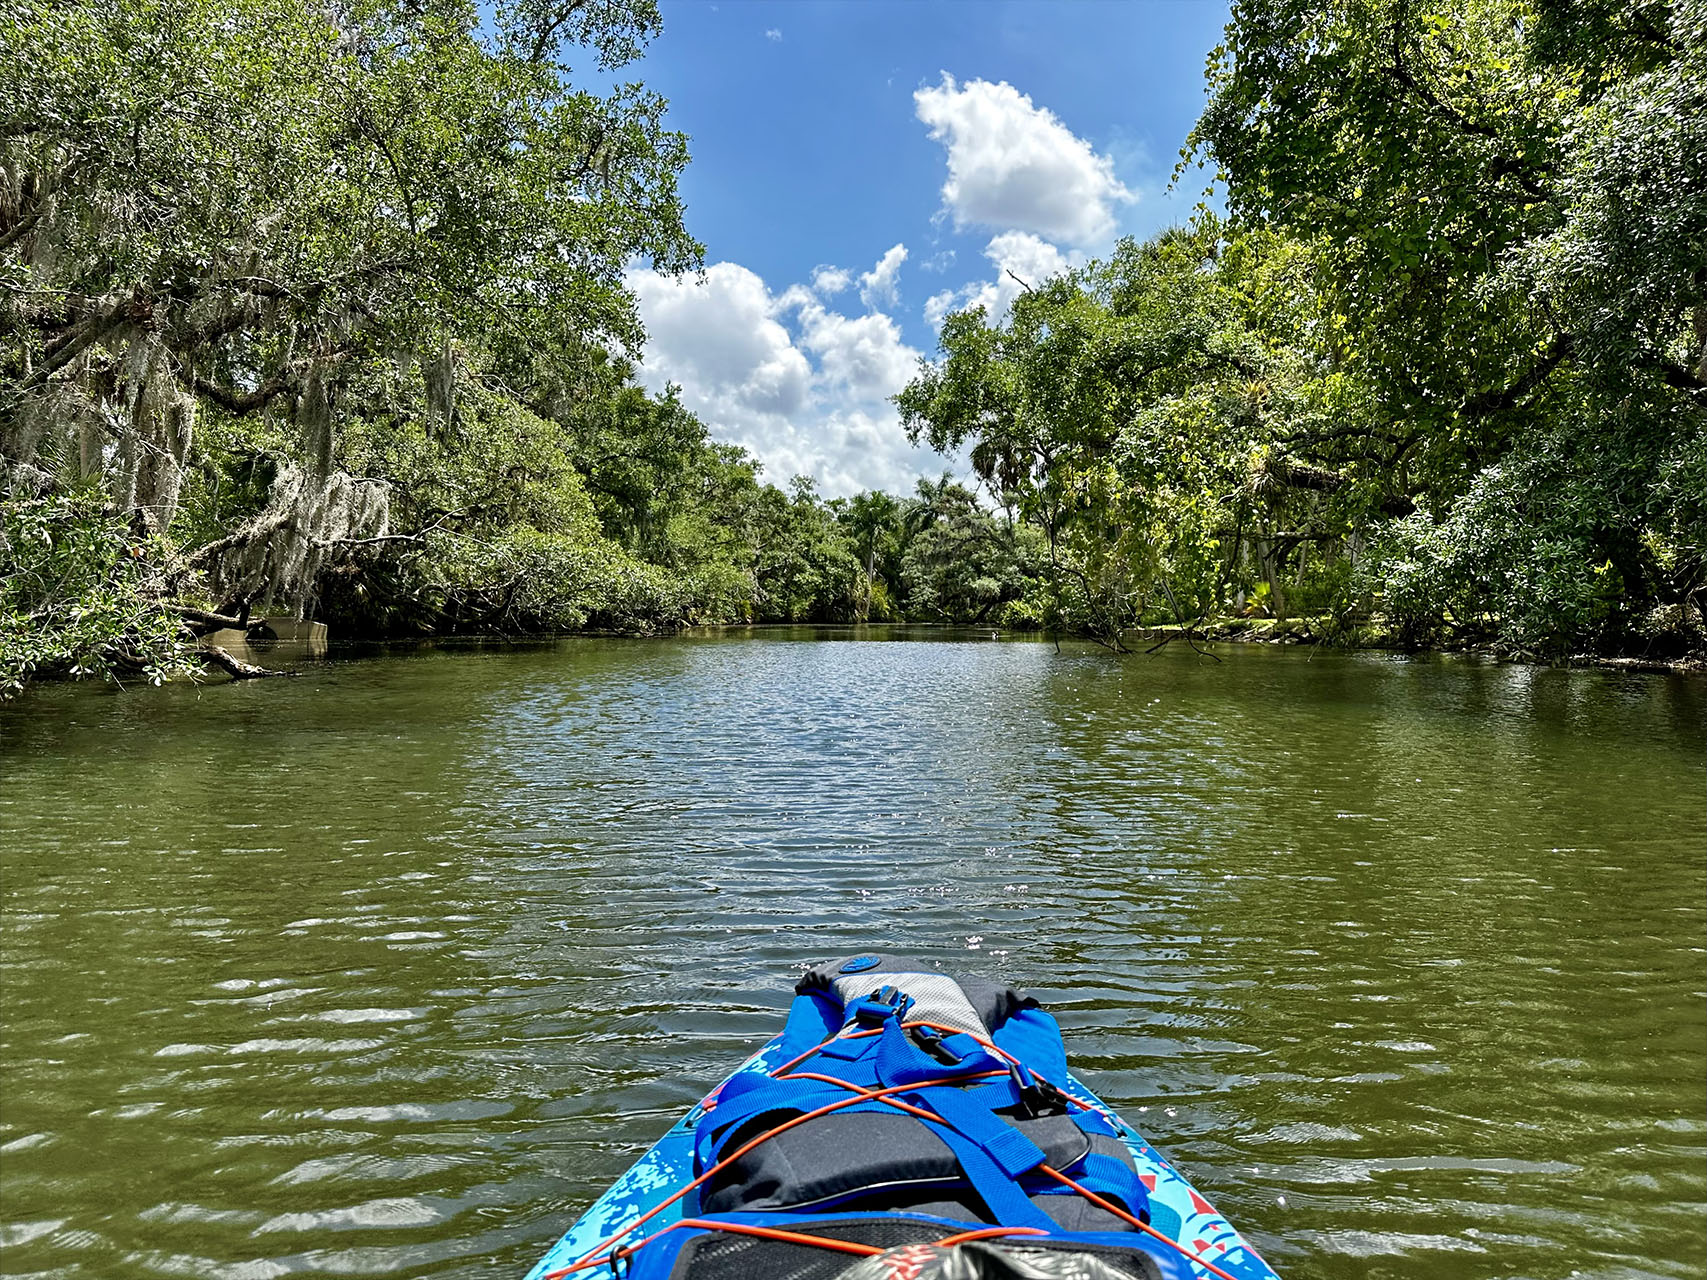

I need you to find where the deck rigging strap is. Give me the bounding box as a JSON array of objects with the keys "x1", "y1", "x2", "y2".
[
  {"x1": 543, "y1": 962, "x2": 1250, "y2": 1280},
  {"x1": 697, "y1": 993, "x2": 1145, "y2": 1232}
]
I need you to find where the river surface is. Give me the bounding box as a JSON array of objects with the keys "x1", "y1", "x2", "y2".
[{"x1": 1, "y1": 631, "x2": 1703, "y2": 1280}]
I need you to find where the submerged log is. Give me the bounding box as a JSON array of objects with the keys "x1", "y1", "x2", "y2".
[{"x1": 198, "y1": 643, "x2": 296, "y2": 680}]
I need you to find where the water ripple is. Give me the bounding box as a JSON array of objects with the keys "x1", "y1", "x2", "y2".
[{"x1": 2, "y1": 635, "x2": 1702, "y2": 1279}]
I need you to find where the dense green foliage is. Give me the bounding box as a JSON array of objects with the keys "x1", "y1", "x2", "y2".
[
  {"x1": 900, "y1": 222, "x2": 1337, "y2": 643},
  {"x1": 0, "y1": 0, "x2": 702, "y2": 691},
  {"x1": 0, "y1": 0, "x2": 1044, "y2": 696},
  {"x1": 0, "y1": 491, "x2": 198, "y2": 696},
  {"x1": 4, "y1": 0, "x2": 1701, "y2": 697},
  {"x1": 900, "y1": 0, "x2": 1705, "y2": 656}
]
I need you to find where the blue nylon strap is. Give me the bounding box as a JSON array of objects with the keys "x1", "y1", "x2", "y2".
[
  {"x1": 872, "y1": 1016, "x2": 1002, "y2": 1087},
  {"x1": 990, "y1": 1007, "x2": 1070, "y2": 1081},
  {"x1": 1069, "y1": 1107, "x2": 1118, "y2": 1137},
  {"x1": 713, "y1": 1072, "x2": 835, "y2": 1115},
  {"x1": 940, "y1": 1031, "x2": 985, "y2": 1060},
  {"x1": 776, "y1": 993, "x2": 840, "y2": 1059},
  {"x1": 844, "y1": 989, "x2": 913, "y2": 1029},
  {"x1": 818, "y1": 1036, "x2": 875, "y2": 1063},
  {"x1": 874, "y1": 1016, "x2": 962, "y2": 1086},
  {"x1": 700, "y1": 1002, "x2": 1119, "y2": 1236},
  {"x1": 694, "y1": 1078, "x2": 841, "y2": 1167},
  {"x1": 904, "y1": 1085, "x2": 1045, "y2": 1179},
  {"x1": 1080, "y1": 1153, "x2": 1152, "y2": 1220},
  {"x1": 925, "y1": 1124, "x2": 1058, "y2": 1230},
  {"x1": 696, "y1": 1088, "x2": 909, "y2": 1170},
  {"x1": 959, "y1": 1079, "x2": 1024, "y2": 1109}
]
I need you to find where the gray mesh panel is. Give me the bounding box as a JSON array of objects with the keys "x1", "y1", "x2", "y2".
[{"x1": 831, "y1": 970, "x2": 988, "y2": 1036}]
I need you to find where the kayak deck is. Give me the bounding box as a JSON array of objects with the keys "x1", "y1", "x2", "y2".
[{"x1": 524, "y1": 1032, "x2": 1279, "y2": 1280}]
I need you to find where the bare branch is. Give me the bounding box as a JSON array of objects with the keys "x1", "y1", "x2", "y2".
[
  {"x1": 1265, "y1": 456, "x2": 1416, "y2": 518},
  {"x1": 1460, "y1": 335, "x2": 1572, "y2": 415},
  {"x1": 189, "y1": 371, "x2": 292, "y2": 414},
  {"x1": 530, "y1": 0, "x2": 590, "y2": 64},
  {"x1": 198, "y1": 643, "x2": 297, "y2": 680},
  {"x1": 186, "y1": 509, "x2": 294, "y2": 567}
]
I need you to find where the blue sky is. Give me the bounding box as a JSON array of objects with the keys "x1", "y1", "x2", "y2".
[{"x1": 616, "y1": 0, "x2": 1232, "y2": 497}]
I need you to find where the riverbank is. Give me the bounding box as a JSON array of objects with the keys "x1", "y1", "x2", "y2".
[
  {"x1": 1129, "y1": 615, "x2": 1707, "y2": 676},
  {"x1": 8, "y1": 613, "x2": 1703, "y2": 704},
  {"x1": 311, "y1": 617, "x2": 1707, "y2": 679}
]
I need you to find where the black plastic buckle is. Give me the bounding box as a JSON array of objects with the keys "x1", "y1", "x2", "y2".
[
  {"x1": 1010, "y1": 1061, "x2": 1071, "y2": 1117},
  {"x1": 853, "y1": 984, "x2": 912, "y2": 1028},
  {"x1": 908, "y1": 1023, "x2": 965, "y2": 1066}
]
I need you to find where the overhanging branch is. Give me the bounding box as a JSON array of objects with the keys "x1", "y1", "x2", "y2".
[
  {"x1": 1266, "y1": 456, "x2": 1416, "y2": 517},
  {"x1": 1460, "y1": 335, "x2": 1572, "y2": 415}
]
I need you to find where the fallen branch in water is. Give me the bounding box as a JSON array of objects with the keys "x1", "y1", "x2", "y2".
[
  {"x1": 198, "y1": 643, "x2": 297, "y2": 680},
  {"x1": 1148, "y1": 578, "x2": 1223, "y2": 662}
]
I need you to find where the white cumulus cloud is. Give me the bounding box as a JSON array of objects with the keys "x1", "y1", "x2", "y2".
[
  {"x1": 628, "y1": 262, "x2": 946, "y2": 497},
  {"x1": 810, "y1": 264, "x2": 852, "y2": 296},
  {"x1": 858, "y1": 243, "x2": 908, "y2": 309},
  {"x1": 914, "y1": 73, "x2": 1134, "y2": 247},
  {"x1": 797, "y1": 303, "x2": 919, "y2": 401},
  {"x1": 629, "y1": 263, "x2": 810, "y2": 417},
  {"x1": 923, "y1": 231, "x2": 1082, "y2": 327}
]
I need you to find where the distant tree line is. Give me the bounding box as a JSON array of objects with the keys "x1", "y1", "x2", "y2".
[{"x1": 3, "y1": 0, "x2": 1702, "y2": 698}]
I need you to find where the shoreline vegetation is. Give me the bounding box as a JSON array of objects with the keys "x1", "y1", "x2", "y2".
[
  {"x1": 4, "y1": 0, "x2": 1704, "y2": 700},
  {"x1": 217, "y1": 619, "x2": 1707, "y2": 681},
  {"x1": 1133, "y1": 618, "x2": 1706, "y2": 675}
]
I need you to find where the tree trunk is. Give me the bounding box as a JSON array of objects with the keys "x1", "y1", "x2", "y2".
[
  {"x1": 1694, "y1": 303, "x2": 1706, "y2": 384},
  {"x1": 1256, "y1": 537, "x2": 1288, "y2": 619}
]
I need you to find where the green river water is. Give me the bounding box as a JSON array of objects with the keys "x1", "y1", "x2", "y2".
[{"x1": 1, "y1": 631, "x2": 1703, "y2": 1280}]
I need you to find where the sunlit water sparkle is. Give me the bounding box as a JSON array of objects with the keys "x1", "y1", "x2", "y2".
[{"x1": 2, "y1": 631, "x2": 1702, "y2": 1280}]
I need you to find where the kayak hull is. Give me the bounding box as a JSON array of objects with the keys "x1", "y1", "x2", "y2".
[{"x1": 524, "y1": 1032, "x2": 1279, "y2": 1280}]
